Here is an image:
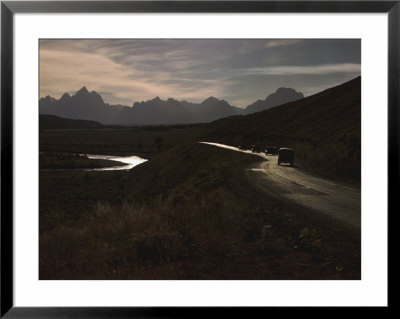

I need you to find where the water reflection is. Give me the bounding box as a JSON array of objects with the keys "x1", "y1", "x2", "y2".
[{"x1": 85, "y1": 154, "x2": 148, "y2": 171}]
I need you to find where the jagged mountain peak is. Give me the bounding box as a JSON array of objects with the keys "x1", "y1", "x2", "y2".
[
  {"x1": 244, "y1": 87, "x2": 304, "y2": 115},
  {"x1": 60, "y1": 92, "x2": 71, "y2": 101},
  {"x1": 167, "y1": 98, "x2": 179, "y2": 103},
  {"x1": 275, "y1": 87, "x2": 300, "y2": 94},
  {"x1": 41, "y1": 95, "x2": 56, "y2": 102},
  {"x1": 39, "y1": 83, "x2": 307, "y2": 125},
  {"x1": 267, "y1": 87, "x2": 304, "y2": 101},
  {"x1": 76, "y1": 86, "x2": 89, "y2": 95},
  {"x1": 202, "y1": 96, "x2": 220, "y2": 104}
]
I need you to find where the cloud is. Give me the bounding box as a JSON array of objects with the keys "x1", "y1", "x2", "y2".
[
  {"x1": 39, "y1": 39, "x2": 361, "y2": 107},
  {"x1": 264, "y1": 39, "x2": 303, "y2": 48},
  {"x1": 39, "y1": 45, "x2": 228, "y2": 104},
  {"x1": 236, "y1": 63, "x2": 361, "y2": 76}
]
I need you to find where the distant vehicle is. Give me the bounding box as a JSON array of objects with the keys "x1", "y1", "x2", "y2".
[
  {"x1": 251, "y1": 145, "x2": 259, "y2": 153},
  {"x1": 278, "y1": 148, "x2": 294, "y2": 166},
  {"x1": 265, "y1": 146, "x2": 278, "y2": 155}
]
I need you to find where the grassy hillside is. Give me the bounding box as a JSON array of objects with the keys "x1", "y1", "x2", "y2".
[
  {"x1": 40, "y1": 143, "x2": 360, "y2": 280},
  {"x1": 205, "y1": 76, "x2": 361, "y2": 182}
]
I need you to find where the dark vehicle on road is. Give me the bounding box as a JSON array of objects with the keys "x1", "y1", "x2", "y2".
[
  {"x1": 239, "y1": 144, "x2": 250, "y2": 151},
  {"x1": 278, "y1": 148, "x2": 294, "y2": 166},
  {"x1": 251, "y1": 145, "x2": 260, "y2": 153},
  {"x1": 265, "y1": 146, "x2": 278, "y2": 155}
]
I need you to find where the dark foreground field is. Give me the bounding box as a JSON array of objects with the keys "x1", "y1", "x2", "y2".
[
  {"x1": 40, "y1": 141, "x2": 360, "y2": 280},
  {"x1": 39, "y1": 78, "x2": 361, "y2": 279}
]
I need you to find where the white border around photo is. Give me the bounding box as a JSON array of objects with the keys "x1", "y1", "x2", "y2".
[{"x1": 14, "y1": 12, "x2": 388, "y2": 307}]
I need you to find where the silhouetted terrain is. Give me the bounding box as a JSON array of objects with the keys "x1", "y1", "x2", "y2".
[
  {"x1": 39, "y1": 87, "x2": 122, "y2": 124},
  {"x1": 39, "y1": 88, "x2": 240, "y2": 125},
  {"x1": 40, "y1": 124, "x2": 211, "y2": 158},
  {"x1": 39, "y1": 77, "x2": 361, "y2": 280},
  {"x1": 40, "y1": 114, "x2": 104, "y2": 129},
  {"x1": 40, "y1": 142, "x2": 360, "y2": 280},
  {"x1": 206, "y1": 76, "x2": 361, "y2": 182},
  {"x1": 243, "y1": 87, "x2": 304, "y2": 114},
  {"x1": 39, "y1": 86, "x2": 304, "y2": 125},
  {"x1": 116, "y1": 97, "x2": 193, "y2": 125}
]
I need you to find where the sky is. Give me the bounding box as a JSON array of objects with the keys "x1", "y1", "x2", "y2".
[{"x1": 39, "y1": 39, "x2": 361, "y2": 108}]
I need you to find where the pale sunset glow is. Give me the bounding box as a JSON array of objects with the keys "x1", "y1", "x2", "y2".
[{"x1": 40, "y1": 39, "x2": 361, "y2": 107}]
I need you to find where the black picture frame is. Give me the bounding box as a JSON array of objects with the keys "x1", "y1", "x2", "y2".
[{"x1": 1, "y1": 1, "x2": 396, "y2": 317}]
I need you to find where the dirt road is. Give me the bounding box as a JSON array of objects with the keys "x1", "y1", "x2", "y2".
[{"x1": 201, "y1": 142, "x2": 361, "y2": 228}]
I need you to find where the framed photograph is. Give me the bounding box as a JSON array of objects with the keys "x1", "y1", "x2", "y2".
[{"x1": 1, "y1": 0, "x2": 396, "y2": 316}]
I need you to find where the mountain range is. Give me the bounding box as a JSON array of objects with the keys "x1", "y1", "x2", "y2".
[
  {"x1": 243, "y1": 87, "x2": 304, "y2": 115},
  {"x1": 39, "y1": 86, "x2": 304, "y2": 125}
]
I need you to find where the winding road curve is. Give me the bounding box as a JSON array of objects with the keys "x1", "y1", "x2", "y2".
[{"x1": 201, "y1": 142, "x2": 361, "y2": 228}]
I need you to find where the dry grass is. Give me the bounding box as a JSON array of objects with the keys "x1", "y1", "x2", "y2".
[{"x1": 40, "y1": 143, "x2": 360, "y2": 280}]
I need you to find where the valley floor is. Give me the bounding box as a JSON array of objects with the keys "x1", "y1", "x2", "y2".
[{"x1": 39, "y1": 142, "x2": 360, "y2": 280}]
